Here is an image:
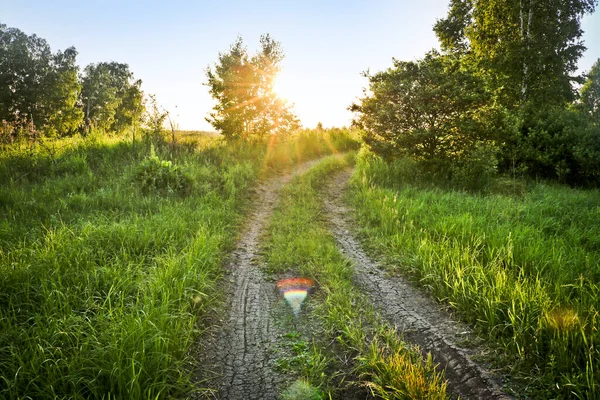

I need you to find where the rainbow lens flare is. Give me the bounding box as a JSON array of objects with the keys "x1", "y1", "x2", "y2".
[{"x1": 276, "y1": 277, "x2": 314, "y2": 316}]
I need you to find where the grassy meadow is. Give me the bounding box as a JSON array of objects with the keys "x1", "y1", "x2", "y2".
[
  {"x1": 0, "y1": 129, "x2": 358, "y2": 399},
  {"x1": 349, "y1": 148, "x2": 600, "y2": 398},
  {"x1": 2, "y1": 127, "x2": 599, "y2": 399}
]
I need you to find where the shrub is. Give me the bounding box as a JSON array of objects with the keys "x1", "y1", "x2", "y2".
[
  {"x1": 134, "y1": 152, "x2": 192, "y2": 196},
  {"x1": 501, "y1": 106, "x2": 600, "y2": 186},
  {"x1": 449, "y1": 144, "x2": 498, "y2": 191}
]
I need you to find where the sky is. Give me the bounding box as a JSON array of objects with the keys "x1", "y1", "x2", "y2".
[{"x1": 3, "y1": 1, "x2": 600, "y2": 131}]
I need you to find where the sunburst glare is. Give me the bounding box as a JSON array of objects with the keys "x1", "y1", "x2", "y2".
[{"x1": 271, "y1": 72, "x2": 292, "y2": 102}]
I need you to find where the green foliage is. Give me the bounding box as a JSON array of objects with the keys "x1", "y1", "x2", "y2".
[
  {"x1": 205, "y1": 34, "x2": 300, "y2": 140},
  {"x1": 354, "y1": 146, "x2": 498, "y2": 193},
  {"x1": 0, "y1": 24, "x2": 83, "y2": 137},
  {"x1": 0, "y1": 23, "x2": 144, "y2": 139},
  {"x1": 0, "y1": 137, "x2": 248, "y2": 399},
  {"x1": 281, "y1": 380, "x2": 324, "y2": 400},
  {"x1": 435, "y1": 0, "x2": 596, "y2": 109},
  {"x1": 134, "y1": 152, "x2": 192, "y2": 196},
  {"x1": 579, "y1": 58, "x2": 600, "y2": 124},
  {"x1": 275, "y1": 333, "x2": 330, "y2": 392},
  {"x1": 350, "y1": 51, "x2": 503, "y2": 168},
  {"x1": 141, "y1": 94, "x2": 169, "y2": 143},
  {"x1": 351, "y1": 151, "x2": 600, "y2": 398},
  {"x1": 433, "y1": 0, "x2": 472, "y2": 54},
  {"x1": 81, "y1": 61, "x2": 143, "y2": 134},
  {"x1": 429, "y1": 1, "x2": 600, "y2": 185},
  {"x1": 499, "y1": 105, "x2": 600, "y2": 185},
  {"x1": 0, "y1": 128, "x2": 353, "y2": 399},
  {"x1": 573, "y1": 122, "x2": 600, "y2": 181},
  {"x1": 449, "y1": 144, "x2": 499, "y2": 191}
]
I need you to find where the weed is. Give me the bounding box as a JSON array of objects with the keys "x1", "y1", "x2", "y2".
[
  {"x1": 281, "y1": 379, "x2": 324, "y2": 400},
  {"x1": 133, "y1": 149, "x2": 192, "y2": 195}
]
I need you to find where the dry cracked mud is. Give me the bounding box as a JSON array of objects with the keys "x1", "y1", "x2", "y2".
[
  {"x1": 322, "y1": 168, "x2": 512, "y2": 400},
  {"x1": 194, "y1": 160, "x2": 320, "y2": 400}
]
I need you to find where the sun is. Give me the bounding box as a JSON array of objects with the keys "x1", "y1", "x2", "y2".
[{"x1": 271, "y1": 73, "x2": 291, "y2": 101}]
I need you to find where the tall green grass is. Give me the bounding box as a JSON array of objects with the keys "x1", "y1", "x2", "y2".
[
  {"x1": 263, "y1": 154, "x2": 447, "y2": 399},
  {"x1": 0, "y1": 128, "x2": 359, "y2": 398},
  {"x1": 349, "y1": 148, "x2": 600, "y2": 398}
]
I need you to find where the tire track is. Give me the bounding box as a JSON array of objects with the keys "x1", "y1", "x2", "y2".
[
  {"x1": 323, "y1": 169, "x2": 512, "y2": 400},
  {"x1": 195, "y1": 160, "x2": 320, "y2": 400}
]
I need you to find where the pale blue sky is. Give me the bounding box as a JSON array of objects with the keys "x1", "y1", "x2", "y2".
[{"x1": 3, "y1": 1, "x2": 600, "y2": 130}]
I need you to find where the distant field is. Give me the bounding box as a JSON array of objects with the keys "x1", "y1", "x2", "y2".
[
  {"x1": 175, "y1": 130, "x2": 220, "y2": 138},
  {"x1": 349, "y1": 149, "x2": 600, "y2": 398}
]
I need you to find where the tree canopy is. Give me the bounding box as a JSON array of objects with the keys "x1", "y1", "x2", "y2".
[
  {"x1": 0, "y1": 23, "x2": 144, "y2": 139},
  {"x1": 205, "y1": 34, "x2": 299, "y2": 140},
  {"x1": 81, "y1": 62, "x2": 143, "y2": 134},
  {"x1": 0, "y1": 24, "x2": 83, "y2": 136},
  {"x1": 351, "y1": 52, "x2": 500, "y2": 162},
  {"x1": 434, "y1": 0, "x2": 597, "y2": 109},
  {"x1": 352, "y1": 0, "x2": 600, "y2": 185},
  {"x1": 580, "y1": 58, "x2": 600, "y2": 123}
]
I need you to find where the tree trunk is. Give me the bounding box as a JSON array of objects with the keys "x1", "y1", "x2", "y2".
[{"x1": 520, "y1": 0, "x2": 534, "y2": 102}]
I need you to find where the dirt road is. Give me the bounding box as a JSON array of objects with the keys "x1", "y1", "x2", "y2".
[
  {"x1": 322, "y1": 169, "x2": 511, "y2": 400},
  {"x1": 196, "y1": 161, "x2": 319, "y2": 400}
]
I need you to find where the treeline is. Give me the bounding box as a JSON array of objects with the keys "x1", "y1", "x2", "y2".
[
  {"x1": 0, "y1": 23, "x2": 143, "y2": 142},
  {"x1": 351, "y1": 0, "x2": 600, "y2": 186}
]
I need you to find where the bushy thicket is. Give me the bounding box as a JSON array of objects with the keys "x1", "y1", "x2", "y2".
[
  {"x1": 501, "y1": 104, "x2": 600, "y2": 185},
  {"x1": 134, "y1": 151, "x2": 193, "y2": 196},
  {"x1": 351, "y1": 0, "x2": 600, "y2": 187}
]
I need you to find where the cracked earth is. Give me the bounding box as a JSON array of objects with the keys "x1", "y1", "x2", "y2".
[
  {"x1": 195, "y1": 160, "x2": 319, "y2": 400},
  {"x1": 195, "y1": 162, "x2": 512, "y2": 400},
  {"x1": 322, "y1": 168, "x2": 512, "y2": 400}
]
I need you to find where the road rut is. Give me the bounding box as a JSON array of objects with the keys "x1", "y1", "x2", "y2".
[
  {"x1": 196, "y1": 160, "x2": 319, "y2": 400},
  {"x1": 323, "y1": 169, "x2": 511, "y2": 400}
]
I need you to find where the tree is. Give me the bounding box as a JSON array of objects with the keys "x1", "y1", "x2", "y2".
[
  {"x1": 113, "y1": 78, "x2": 143, "y2": 132},
  {"x1": 0, "y1": 24, "x2": 82, "y2": 136},
  {"x1": 434, "y1": 0, "x2": 597, "y2": 110},
  {"x1": 205, "y1": 34, "x2": 299, "y2": 140},
  {"x1": 350, "y1": 52, "x2": 501, "y2": 163},
  {"x1": 432, "y1": 0, "x2": 472, "y2": 55},
  {"x1": 579, "y1": 58, "x2": 600, "y2": 124},
  {"x1": 80, "y1": 62, "x2": 143, "y2": 133},
  {"x1": 40, "y1": 47, "x2": 84, "y2": 136},
  {"x1": 0, "y1": 24, "x2": 50, "y2": 126}
]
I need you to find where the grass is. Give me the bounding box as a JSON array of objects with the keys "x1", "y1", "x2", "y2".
[
  {"x1": 263, "y1": 154, "x2": 448, "y2": 399},
  {"x1": 0, "y1": 128, "x2": 359, "y2": 398},
  {"x1": 349, "y1": 148, "x2": 600, "y2": 399}
]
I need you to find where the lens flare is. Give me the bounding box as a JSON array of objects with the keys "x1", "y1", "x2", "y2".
[{"x1": 277, "y1": 277, "x2": 314, "y2": 316}]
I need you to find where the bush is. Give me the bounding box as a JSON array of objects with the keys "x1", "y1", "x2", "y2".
[
  {"x1": 500, "y1": 106, "x2": 600, "y2": 186},
  {"x1": 449, "y1": 144, "x2": 498, "y2": 191},
  {"x1": 573, "y1": 122, "x2": 600, "y2": 183},
  {"x1": 134, "y1": 153, "x2": 192, "y2": 196},
  {"x1": 350, "y1": 52, "x2": 499, "y2": 163}
]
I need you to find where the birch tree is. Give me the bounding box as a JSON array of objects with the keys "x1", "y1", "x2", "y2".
[
  {"x1": 80, "y1": 62, "x2": 143, "y2": 134},
  {"x1": 434, "y1": 0, "x2": 597, "y2": 109}
]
